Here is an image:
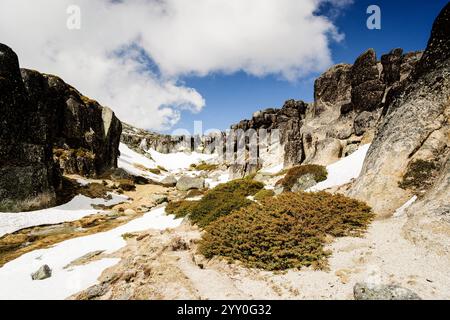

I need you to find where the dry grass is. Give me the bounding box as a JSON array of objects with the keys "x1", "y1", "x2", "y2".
[{"x1": 133, "y1": 163, "x2": 161, "y2": 175}]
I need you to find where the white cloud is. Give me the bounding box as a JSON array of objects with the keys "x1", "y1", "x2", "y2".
[{"x1": 0, "y1": 0, "x2": 349, "y2": 130}]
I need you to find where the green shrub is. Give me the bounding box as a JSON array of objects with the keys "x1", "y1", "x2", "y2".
[
  {"x1": 166, "y1": 179, "x2": 264, "y2": 227},
  {"x1": 399, "y1": 159, "x2": 439, "y2": 194},
  {"x1": 276, "y1": 165, "x2": 327, "y2": 191},
  {"x1": 253, "y1": 189, "x2": 275, "y2": 201},
  {"x1": 157, "y1": 165, "x2": 168, "y2": 172},
  {"x1": 166, "y1": 200, "x2": 197, "y2": 218},
  {"x1": 192, "y1": 162, "x2": 219, "y2": 171},
  {"x1": 199, "y1": 192, "x2": 373, "y2": 271},
  {"x1": 211, "y1": 179, "x2": 264, "y2": 197},
  {"x1": 148, "y1": 168, "x2": 161, "y2": 175}
]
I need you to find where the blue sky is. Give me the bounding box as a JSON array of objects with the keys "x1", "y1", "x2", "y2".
[{"x1": 168, "y1": 0, "x2": 448, "y2": 134}]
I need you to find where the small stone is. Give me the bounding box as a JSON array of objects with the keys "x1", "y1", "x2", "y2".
[
  {"x1": 176, "y1": 176, "x2": 205, "y2": 191},
  {"x1": 124, "y1": 208, "x2": 136, "y2": 216},
  {"x1": 31, "y1": 264, "x2": 52, "y2": 280},
  {"x1": 161, "y1": 175, "x2": 177, "y2": 187},
  {"x1": 150, "y1": 194, "x2": 168, "y2": 205}
]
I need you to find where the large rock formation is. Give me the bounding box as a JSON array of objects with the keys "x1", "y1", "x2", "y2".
[
  {"x1": 228, "y1": 100, "x2": 307, "y2": 177},
  {"x1": 21, "y1": 69, "x2": 122, "y2": 177},
  {"x1": 0, "y1": 44, "x2": 59, "y2": 212},
  {"x1": 348, "y1": 3, "x2": 449, "y2": 251},
  {"x1": 0, "y1": 43, "x2": 122, "y2": 211},
  {"x1": 119, "y1": 45, "x2": 422, "y2": 180},
  {"x1": 121, "y1": 122, "x2": 219, "y2": 156},
  {"x1": 224, "y1": 45, "x2": 421, "y2": 177}
]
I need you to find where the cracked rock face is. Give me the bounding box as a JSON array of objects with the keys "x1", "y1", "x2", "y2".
[
  {"x1": 20, "y1": 69, "x2": 122, "y2": 177},
  {"x1": 348, "y1": 3, "x2": 450, "y2": 252},
  {"x1": 0, "y1": 43, "x2": 59, "y2": 212},
  {"x1": 226, "y1": 46, "x2": 421, "y2": 177},
  {"x1": 0, "y1": 43, "x2": 122, "y2": 211}
]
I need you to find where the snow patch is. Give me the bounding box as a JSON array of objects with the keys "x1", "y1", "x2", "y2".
[
  {"x1": 148, "y1": 149, "x2": 217, "y2": 172},
  {"x1": 309, "y1": 144, "x2": 371, "y2": 192},
  {"x1": 119, "y1": 143, "x2": 217, "y2": 179},
  {"x1": 118, "y1": 143, "x2": 160, "y2": 179},
  {"x1": 261, "y1": 164, "x2": 284, "y2": 175},
  {"x1": 206, "y1": 172, "x2": 230, "y2": 189},
  {"x1": 393, "y1": 196, "x2": 417, "y2": 218},
  {"x1": 0, "y1": 193, "x2": 128, "y2": 237},
  {"x1": 0, "y1": 207, "x2": 182, "y2": 300}
]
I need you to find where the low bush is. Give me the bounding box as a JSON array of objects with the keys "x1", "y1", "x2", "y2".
[
  {"x1": 275, "y1": 165, "x2": 327, "y2": 191},
  {"x1": 253, "y1": 189, "x2": 275, "y2": 201},
  {"x1": 166, "y1": 179, "x2": 264, "y2": 227},
  {"x1": 199, "y1": 192, "x2": 373, "y2": 271},
  {"x1": 117, "y1": 179, "x2": 136, "y2": 192},
  {"x1": 166, "y1": 200, "x2": 198, "y2": 218},
  {"x1": 211, "y1": 179, "x2": 263, "y2": 197},
  {"x1": 192, "y1": 162, "x2": 219, "y2": 171},
  {"x1": 157, "y1": 165, "x2": 168, "y2": 172}
]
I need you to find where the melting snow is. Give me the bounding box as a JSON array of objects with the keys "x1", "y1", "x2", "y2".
[
  {"x1": 0, "y1": 193, "x2": 129, "y2": 237},
  {"x1": 118, "y1": 143, "x2": 218, "y2": 178},
  {"x1": 393, "y1": 196, "x2": 418, "y2": 217},
  {"x1": 148, "y1": 148, "x2": 217, "y2": 172},
  {"x1": 309, "y1": 144, "x2": 371, "y2": 192},
  {"x1": 0, "y1": 207, "x2": 182, "y2": 300},
  {"x1": 118, "y1": 143, "x2": 160, "y2": 179},
  {"x1": 261, "y1": 164, "x2": 284, "y2": 175},
  {"x1": 206, "y1": 172, "x2": 230, "y2": 189}
]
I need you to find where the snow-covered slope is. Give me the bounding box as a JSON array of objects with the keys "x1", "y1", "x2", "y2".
[
  {"x1": 148, "y1": 148, "x2": 217, "y2": 172},
  {"x1": 0, "y1": 194, "x2": 128, "y2": 237},
  {"x1": 0, "y1": 207, "x2": 182, "y2": 300},
  {"x1": 118, "y1": 143, "x2": 160, "y2": 179},
  {"x1": 309, "y1": 144, "x2": 371, "y2": 192},
  {"x1": 119, "y1": 143, "x2": 217, "y2": 178}
]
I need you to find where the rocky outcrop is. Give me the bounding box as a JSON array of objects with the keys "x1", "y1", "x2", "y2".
[
  {"x1": 0, "y1": 43, "x2": 122, "y2": 211},
  {"x1": 348, "y1": 3, "x2": 449, "y2": 253},
  {"x1": 121, "y1": 122, "x2": 219, "y2": 156},
  {"x1": 119, "y1": 44, "x2": 421, "y2": 180},
  {"x1": 20, "y1": 69, "x2": 122, "y2": 177},
  {"x1": 228, "y1": 100, "x2": 307, "y2": 177},
  {"x1": 0, "y1": 44, "x2": 60, "y2": 212},
  {"x1": 226, "y1": 45, "x2": 421, "y2": 178},
  {"x1": 344, "y1": 49, "x2": 386, "y2": 113}
]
